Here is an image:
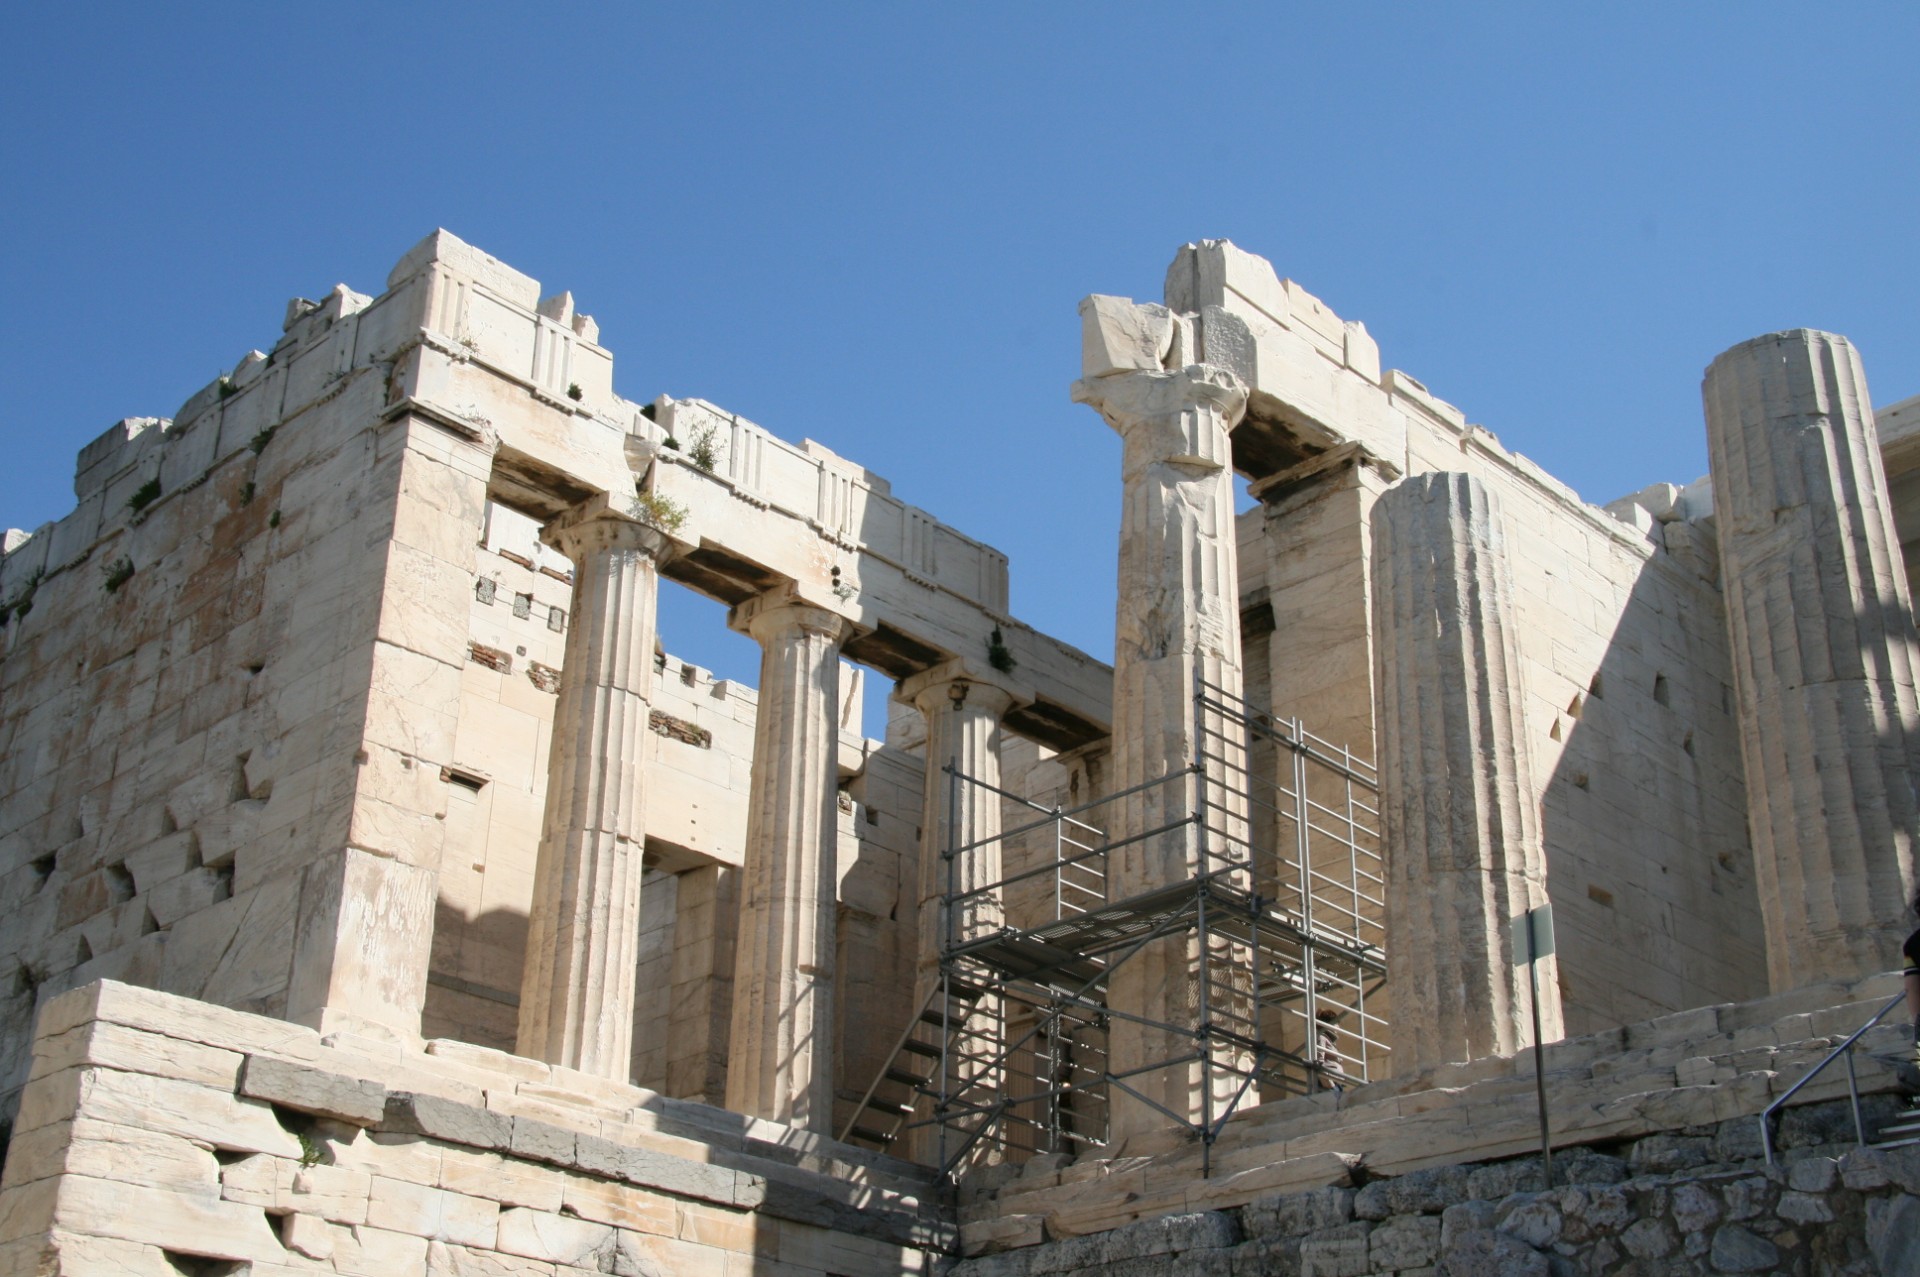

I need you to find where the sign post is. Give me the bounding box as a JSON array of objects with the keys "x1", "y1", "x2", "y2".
[{"x1": 1512, "y1": 904, "x2": 1555, "y2": 1184}]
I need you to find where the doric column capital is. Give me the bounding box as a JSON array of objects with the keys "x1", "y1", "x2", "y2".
[
  {"x1": 1070, "y1": 365, "x2": 1248, "y2": 471},
  {"x1": 896, "y1": 656, "x2": 1022, "y2": 721},
  {"x1": 540, "y1": 492, "x2": 679, "y2": 566},
  {"x1": 729, "y1": 585, "x2": 852, "y2": 647}
]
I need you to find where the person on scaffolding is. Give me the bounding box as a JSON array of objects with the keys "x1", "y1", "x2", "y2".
[{"x1": 1313, "y1": 1007, "x2": 1347, "y2": 1093}]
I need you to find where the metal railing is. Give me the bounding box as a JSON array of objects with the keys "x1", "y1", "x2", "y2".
[{"x1": 1758, "y1": 991, "x2": 1906, "y2": 1164}]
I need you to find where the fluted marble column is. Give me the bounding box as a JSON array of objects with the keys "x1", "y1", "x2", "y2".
[
  {"x1": 1073, "y1": 341, "x2": 1251, "y2": 1145},
  {"x1": 517, "y1": 494, "x2": 673, "y2": 1079},
  {"x1": 904, "y1": 662, "x2": 1017, "y2": 981},
  {"x1": 899, "y1": 662, "x2": 1015, "y2": 1163},
  {"x1": 1370, "y1": 472, "x2": 1562, "y2": 1071},
  {"x1": 1704, "y1": 330, "x2": 1920, "y2": 990},
  {"x1": 725, "y1": 591, "x2": 850, "y2": 1133}
]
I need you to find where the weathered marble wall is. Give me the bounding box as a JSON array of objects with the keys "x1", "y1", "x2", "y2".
[{"x1": 0, "y1": 270, "x2": 499, "y2": 1134}]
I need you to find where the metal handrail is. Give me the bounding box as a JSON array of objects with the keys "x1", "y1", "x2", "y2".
[
  {"x1": 1758, "y1": 991, "x2": 1906, "y2": 1164},
  {"x1": 837, "y1": 979, "x2": 946, "y2": 1145}
]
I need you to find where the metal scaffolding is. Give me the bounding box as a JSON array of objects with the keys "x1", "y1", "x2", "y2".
[{"x1": 839, "y1": 677, "x2": 1387, "y2": 1179}]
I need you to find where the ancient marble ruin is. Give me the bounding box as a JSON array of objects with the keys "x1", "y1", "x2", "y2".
[{"x1": 2, "y1": 232, "x2": 1918, "y2": 1274}]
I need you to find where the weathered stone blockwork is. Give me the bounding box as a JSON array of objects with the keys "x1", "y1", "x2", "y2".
[
  {"x1": 953, "y1": 972, "x2": 1915, "y2": 1272},
  {"x1": 0, "y1": 229, "x2": 1092, "y2": 1156},
  {"x1": 953, "y1": 1135, "x2": 1920, "y2": 1276},
  {"x1": 6, "y1": 228, "x2": 1920, "y2": 1274},
  {"x1": 0, "y1": 981, "x2": 945, "y2": 1274}
]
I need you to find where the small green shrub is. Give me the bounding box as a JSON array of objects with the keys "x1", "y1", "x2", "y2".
[
  {"x1": 102, "y1": 558, "x2": 134, "y2": 594},
  {"x1": 987, "y1": 627, "x2": 1017, "y2": 674},
  {"x1": 268, "y1": 509, "x2": 282, "y2": 529},
  {"x1": 631, "y1": 485, "x2": 687, "y2": 534},
  {"x1": 566, "y1": 383, "x2": 584, "y2": 402},
  {"x1": 217, "y1": 377, "x2": 237, "y2": 400},
  {"x1": 249, "y1": 426, "x2": 277, "y2": 455},
  {"x1": 127, "y1": 479, "x2": 161, "y2": 514},
  {"x1": 687, "y1": 422, "x2": 721, "y2": 474},
  {"x1": 4, "y1": 568, "x2": 44, "y2": 622},
  {"x1": 239, "y1": 481, "x2": 256, "y2": 506}
]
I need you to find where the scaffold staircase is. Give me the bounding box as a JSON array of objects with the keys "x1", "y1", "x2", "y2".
[{"x1": 840, "y1": 678, "x2": 1389, "y2": 1179}]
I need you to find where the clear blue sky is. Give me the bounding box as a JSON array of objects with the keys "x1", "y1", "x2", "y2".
[{"x1": 5, "y1": 4, "x2": 1917, "y2": 718}]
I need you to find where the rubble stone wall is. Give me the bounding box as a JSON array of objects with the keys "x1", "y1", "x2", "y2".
[
  {"x1": 949, "y1": 1123, "x2": 1920, "y2": 1276},
  {"x1": 953, "y1": 971, "x2": 1909, "y2": 1253}
]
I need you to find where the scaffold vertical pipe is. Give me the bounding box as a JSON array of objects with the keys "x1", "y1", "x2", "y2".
[
  {"x1": 839, "y1": 676, "x2": 1386, "y2": 1180},
  {"x1": 1292, "y1": 729, "x2": 1320, "y2": 1052}
]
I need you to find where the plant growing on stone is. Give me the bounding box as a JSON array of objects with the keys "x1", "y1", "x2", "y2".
[
  {"x1": 217, "y1": 377, "x2": 237, "y2": 400},
  {"x1": 2, "y1": 568, "x2": 44, "y2": 623},
  {"x1": 239, "y1": 481, "x2": 256, "y2": 506},
  {"x1": 126, "y1": 479, "x2": 161, "y2": 515},
  {"x1": 249, "y1": 426, "x2": 277, "y2": 455},
  {"x1": 269, "y1": 509, "x2": 282, "y2": 529},
  {"x1": 631, "y1": 484, "x2": 687, "y2": 534},
  {"x1": 101, "y1": 558, "x2": 134, "y2": 595},
  {"x1": 687, "y1": 422, "x2": 722, "y2": 474},
  {"x1": 987, "y1": 627, "x2": 1017, "y2": 674},
  {"x1": 567, "y1": 383, "x2": 584, "y2": 402}
]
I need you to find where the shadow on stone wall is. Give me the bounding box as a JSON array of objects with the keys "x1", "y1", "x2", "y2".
[{"x1": 1538, "y1": 538, "x2": 1768, "y2": 1037}]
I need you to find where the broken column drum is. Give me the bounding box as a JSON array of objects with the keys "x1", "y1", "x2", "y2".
[
  {"x1": 1370, "y1": 472, "x2": 1563, "y2": 1070},
  {"x1": 516, "y1": 497, "x2": 674, "y2": 1080},
  {"x1": 1073, "y1": 309, "x2": 1252, "y2": 1144},
  {"x1": 725, "y1": 593, "x2": 850, "y2": 1135},
  {"x1": 1703, "y1": 330, "x2": 1920, "y2": 990}
]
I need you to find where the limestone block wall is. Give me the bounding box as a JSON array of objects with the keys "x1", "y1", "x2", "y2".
[
  {"x1": 0, "y1": 229, "x2": 951, "y2": 1147},
  {"x1": 0, "y1": 980, "x2": 945, "y2": 1275},
  {"x1": 0, "y1": 269, "x2": 494, "y2": 1133},
  {"x1": 1876, "y1": 392, "x2": 1920, "y2": 618},
  {"x1": 1183, "y1": 240, "x2": 1770, "y2": 1038},
  {"x1": 1463, "y1": 454, "x2": 1760, "y2": 1032},
  {"x1": 838, "y1": 744, "x2": 927, "y2": 1126}
]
